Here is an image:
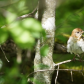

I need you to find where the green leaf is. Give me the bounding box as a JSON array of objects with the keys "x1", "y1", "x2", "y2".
[
  {"x1": 0, "y1": 28, "x2": 8, "y2": 44},
  {"x1": 6, "y1": 12, "x2": 17, "y2": 24},
  {"x1": 22, "y1": 18, "x2": 42, "y2": 32},
  {"x1": 14, "y1": 31, "x2": 35, "y2": 49},
  {"x1": 9, "y1": 22, "x2": 35, "y2": 48},
  {"x1": 40, "y1": 45, "x2": 49, "y2": 56},
  {"x1": 9, "y1": 18, "x2": 43, "y2": 49}
]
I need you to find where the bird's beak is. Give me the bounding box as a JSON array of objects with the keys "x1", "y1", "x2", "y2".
[{"x1": 82, "y1": 31, "x2": 84, "y2": 33}]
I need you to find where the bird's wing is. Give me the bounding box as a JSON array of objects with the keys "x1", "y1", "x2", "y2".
[
  {"x1": 67, "y1": 37, "x2": 73, "y2": 54},
  {"x1": 78, "y1": 38, "x2": 84, "y2": 52}
]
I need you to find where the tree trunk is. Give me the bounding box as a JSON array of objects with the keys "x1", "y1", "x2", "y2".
[{"x1": 34, "y1": 0, "x2": 56, "y2": 84}]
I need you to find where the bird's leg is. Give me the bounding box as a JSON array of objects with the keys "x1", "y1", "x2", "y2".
[
  {"x1": 77, "y1": 54, "x2": 83, "y2": 62},
  {"x1": 76, "y1": 54, "x2": 82, "y2": 61},
  {"x1": 72, "y1": 55, "x2": 76, "y2": 61}
]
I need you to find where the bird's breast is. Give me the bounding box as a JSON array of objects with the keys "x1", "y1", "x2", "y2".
[{"x1": 67, "y1": 37, "x2": 83, "y2": 54}]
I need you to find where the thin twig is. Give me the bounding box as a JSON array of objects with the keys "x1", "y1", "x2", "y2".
[
  {"x1": 27, "y1": 59, "x2": 84, "y2": 77},
  {"x1": 54, "y1": 59, "x2": 72, "y2": 66},
  {"x1": 54, "y1": 59, "x2": 84, "y2": 67},
  {"x1": 0, "y1": 45, "x2": 9, "y2": 62},
  {"x1": 27, "y1": 68, "x2": 84, "y2": 77},
  {"x1": 16, "y1": 6, "x2": 37, "y2": 20},
  {"x1": 70, "y1": 71, "x2": 73, "y2": 82},
  {"x1": 1, "y1": 6, "x2": 37, "y2": 28},
  {"x1": 55, "y1": 65, "x2": 59, "y2": 84},
  {"x1": 79, "y1": 71, "x2": 84, "y2": 77}
]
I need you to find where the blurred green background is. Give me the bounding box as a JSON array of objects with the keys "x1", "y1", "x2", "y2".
[{"x1": 0, "y1": 0, "x2": 84, "y2": 84}]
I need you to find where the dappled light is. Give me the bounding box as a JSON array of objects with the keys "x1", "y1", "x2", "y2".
[{"x1": 0, "y1": 0, "x2": 84, "y2": 84}]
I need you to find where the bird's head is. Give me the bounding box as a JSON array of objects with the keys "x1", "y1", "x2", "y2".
[{"x1": 71, "y1": 28, "x2": 84, "y2": 39}]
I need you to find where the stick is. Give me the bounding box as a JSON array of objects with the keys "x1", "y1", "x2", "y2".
[
  {"x1": 55, "y1": 65, "x2": 59, "y2": 84},
  {"x1": 0, "y1": 45, "x2": 9, "y2": 62}
]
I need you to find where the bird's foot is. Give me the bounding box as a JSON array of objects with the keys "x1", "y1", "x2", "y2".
[{"x1": 72, "y1": 57, "x2": 76, "y2": 61}]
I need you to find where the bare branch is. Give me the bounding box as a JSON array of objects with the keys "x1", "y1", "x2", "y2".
[
  {"x1": 27, "y1": 68, "x2": 84, "y2": 78},
  {"x1": 16, "y1": 6, "x2": 37, "y2": 20},
  {"x1": 70, "y1": 71, "x2": 73, "y2": 82},
  {"x1": 1, "y1": 6, "x2": 37, "y2": 28},
  {"x1": 55, "y1": 65, "x2": 59, "y2": 84},
  {"x1": 54, "y1": 59, "x2": 84, "y2": 67},
  {"x1": 54, "y1": 60, "x2": 72, "y2": 66},
  {"x1": 27, "y1": 59, "x2": 84, "y2": 78},
  {"x1": 0, "y1": 45, "x2": 9, "y2": 62}
]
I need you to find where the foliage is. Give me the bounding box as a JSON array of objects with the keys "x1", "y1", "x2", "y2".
[
  {"x1": 0, "y1": 0, "x2": 44, "y2": 49},
  {"x1": 8, "y1": 18, "x2": 43, "y2": 48},
  {"x1": 56, "y1": 0, "x2": 84, "y2": 44},
  {"x1": 0, "y1": 0, "x2": 41, "y2": 84},
  {"x1": 0, "y1": 0, "x2": 84, "y2": 84},
  {"x1": 54, "y1": 1, "x2": 84, "y2": 83}
]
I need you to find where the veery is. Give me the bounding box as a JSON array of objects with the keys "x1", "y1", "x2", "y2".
[{"x1": 67, "y1": 28, "x2": 84, "y2": 58}]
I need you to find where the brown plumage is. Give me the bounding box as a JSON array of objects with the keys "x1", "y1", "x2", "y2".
[{"x1": 67, "y1": 28, "x2": 84, "y2": 56}]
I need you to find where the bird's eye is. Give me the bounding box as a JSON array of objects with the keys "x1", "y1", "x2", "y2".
[{"x1": 77, "y1": 32, "x2": 79, "y2": 33}]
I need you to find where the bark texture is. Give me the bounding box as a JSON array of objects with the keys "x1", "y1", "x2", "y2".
[{"x1": 34, "y1": 0, "x2": 56, "y2": 84}]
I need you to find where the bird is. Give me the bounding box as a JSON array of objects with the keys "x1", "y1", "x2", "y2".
[{"x1": 67, "y1": 28, "x2": 84, "y2": 59}]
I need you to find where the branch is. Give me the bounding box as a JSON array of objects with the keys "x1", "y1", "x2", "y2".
[
  {"x1": 54, "y1": 59, "x2": 72, "y2": 66},
  {"x1": 70, "y1": 71, "x2": 73, "y2": 82},
  {"x1": 27, "y1": 59, "x2": 84, "y2": 77},
  {"x1": 0, "y1": 45, "x2": 9, "y2": 62},
  {"x1": 16, "y1": 6, "x2": 37, "y2": 20},
  {"x1": 1, "y1": 6, "x2": 37, "y2": 28},
  {"x1": 55, "y1": 65, "x2": 59, "y2": 84},
  {"x1": 27, "y1": 68, "x2": 84, "y2": 78},
  {"x1": 54, "y1": 59, "x2": 84, "y2": 67}
]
